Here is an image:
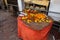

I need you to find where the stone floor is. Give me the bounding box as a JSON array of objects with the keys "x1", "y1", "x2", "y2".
[{"x1": 0, "y1": 10, "x2": 21, "y2": 40}]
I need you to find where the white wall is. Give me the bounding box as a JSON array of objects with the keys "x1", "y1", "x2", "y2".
[{"x1": 48, "y1": 0, "x2": 60, "y2": 21}]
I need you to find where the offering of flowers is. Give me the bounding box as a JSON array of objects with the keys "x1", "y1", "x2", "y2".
[{"x1": 21, "y1": 9, "x2": 52, "y2": 30}]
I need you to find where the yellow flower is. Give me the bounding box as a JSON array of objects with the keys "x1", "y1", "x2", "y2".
[
  {"x1": 39, "y1": 20, "x2": 42, "y2": 23},
  {"x1": 30, "y1": 13, "x2": 35, "y2": 17},
  {"x1": 27, "y1": 20, "x2": 32, "y2": 23},
  {"x1": 22, "y1": 16, "x2": 28, "y2": 20},
  {"x1": 35, "y1": 19, "x2": 39, "y2": 23},
  {"x1": 46, "y1": 20, "x2": 49, "y2": 23}
]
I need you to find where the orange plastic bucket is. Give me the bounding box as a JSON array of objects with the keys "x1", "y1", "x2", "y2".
[{"x1": 17, "y1": 17, "x2": 53, "y2": 40}]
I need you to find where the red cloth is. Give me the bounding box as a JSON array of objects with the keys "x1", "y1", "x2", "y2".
[{"x1": 17, "y1": 17, "x2": 53, "y2": 40}]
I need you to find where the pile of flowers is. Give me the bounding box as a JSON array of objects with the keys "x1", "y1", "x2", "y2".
[{"x1": 22, "y1": 9, "x2": 52, "y2": 23}]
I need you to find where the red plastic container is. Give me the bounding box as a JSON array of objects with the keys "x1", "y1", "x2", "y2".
[{"x1": 17, "y1": 17, "x2": 53, "y2": 40}]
